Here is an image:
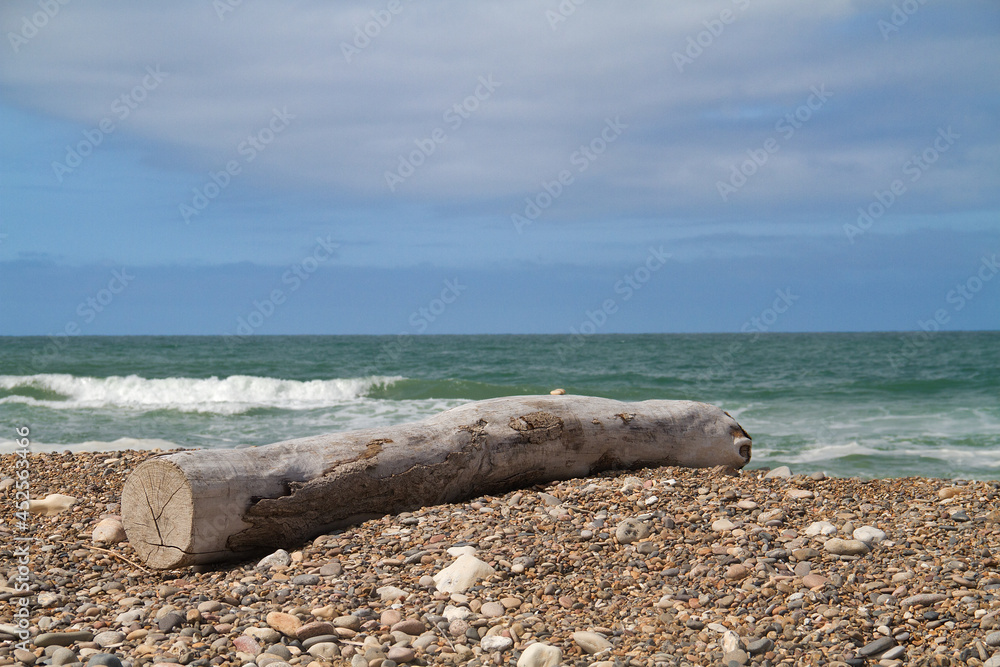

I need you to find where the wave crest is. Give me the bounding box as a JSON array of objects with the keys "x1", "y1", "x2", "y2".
[{"x1": 0, "y1": 374, "x2": 402, "y2": 414}]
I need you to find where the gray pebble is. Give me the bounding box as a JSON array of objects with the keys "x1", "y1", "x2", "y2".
[
  {"x1": 986, "y1": 631, "x2": 1000, "y2": 647},
  {"x1": 319, "y1": 561, "x2": 343, "y2": 576},
  {"x1": 93, "y1": 631, "x2": 125, "y2": 647},
  {"x1": 50, "y1": 647, "x2": 77, "y2": 666},
  {"x1": 256, "y1": 548, "x2": 291, "y2": 570},
  {"x1": 291, "y1": 574, "x2": 320, "y2": 586},
  {"x1": 746, "y1": 637, "x2": 774, "y2": 655},
  {"x1": 86, "y1": 655, "x2": 124, "y2": 667},
  {"x1": 34, "y1": 631, "x2": 95, "y2": 648},
  {"x1": 881, "y1": 646, "x2": 905, "y2": 660},
  {"x1": 13, "y1": 648, "x2": 37, "y2": 666},
  {"x1": 157, "y1": 611, "x2": 185, "y2": 632},
  {"x1": 857, "y1": 636, "x2": 894, "y2": 657},
  {"x1": 266, "y1": 644, "x2": 292, "y2": 660},
  {"x1": 723, "y1": 648, "x2": 749, "y2": 666}
]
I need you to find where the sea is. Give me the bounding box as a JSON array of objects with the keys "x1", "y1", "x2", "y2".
[{"x1": 1, "y1": 333, "x2": 998, "y2": 479}]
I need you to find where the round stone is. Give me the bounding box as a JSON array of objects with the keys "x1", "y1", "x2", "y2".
[
  {"x1": 50, "y1": 647, "x2": 77, "y2": 666},
  {"x1": 852, "y1": 525, "x2": 886, "y2": 545},
  {"x1": 712, "y1": 518, "x2": 736, "y2": 532},
  {"x1": 615, "y1": 518, "x2": 650, "y2": 544},
  {"x1": 157, "y1": 612, "x2": 184, "y2": 633},
  {"x1": 480, "y1": 601, "x2": 505, "y2": 618},
  {"x1": 93, "y1": 631, "x2": 125, "y2": 647},
  {"x1": 481, "y1": 635, "x2": 513, "y2": 652},
  {"x1": 572, "y1": 630, "x2": 612, "y2": 654},
  {"x1": 824, "y1": 538, "x2": 870, "y2": 556},
  {"x1": 86, "y1": 655, "x2": 124, "y2": 667},
  {"x1": 386, "y1": 646, "x2": 415, "y2": 663},
  {"x1": 391, "y1": 619, "x2": 426, "y2": 635}
]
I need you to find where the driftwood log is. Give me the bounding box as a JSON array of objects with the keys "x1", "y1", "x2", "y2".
[{"x1": 122, "y1": 395, "x2": 752, "y2": 568}]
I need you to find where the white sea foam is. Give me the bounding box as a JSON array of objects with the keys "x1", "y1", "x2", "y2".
[
  {"x1": 0, "y1": 436, "x2": 182, "y2": 455},
  {"x1": 0, "y1": 374, "x2": 403, "y2": 414},
  {"x1": 775, "y1": 441, "x2": 880, "y2": 464}
]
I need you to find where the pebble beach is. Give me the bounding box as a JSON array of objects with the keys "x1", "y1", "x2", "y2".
[{"x1": 2, "y1": 450, "x2": 999, "y2": 667}]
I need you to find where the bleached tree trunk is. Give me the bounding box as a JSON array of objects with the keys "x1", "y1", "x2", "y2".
[{"x1": 122, "y1": 395, "x2": 752, "y2": 568}]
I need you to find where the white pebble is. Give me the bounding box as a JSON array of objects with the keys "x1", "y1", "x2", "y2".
[{"x1": 517, "y1": 642, "x2": 562, "y2": 667}]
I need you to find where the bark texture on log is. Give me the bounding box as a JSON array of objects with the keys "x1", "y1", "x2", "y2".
[{"x1": 122, "y1": 395, "x2": 752, "y2": 568}]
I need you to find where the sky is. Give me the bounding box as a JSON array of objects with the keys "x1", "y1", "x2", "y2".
[{"x1": 1, "y1": 0, "x2": 998, "y2": 336}]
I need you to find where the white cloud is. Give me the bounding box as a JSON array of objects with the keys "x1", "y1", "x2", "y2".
[{"x1": 1, "y1": 0, "x2": 997, "y2": 228}]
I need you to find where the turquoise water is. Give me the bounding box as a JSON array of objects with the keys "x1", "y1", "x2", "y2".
[{"x1": 1, "y1": 333, "x2": 998, "y2": 479}]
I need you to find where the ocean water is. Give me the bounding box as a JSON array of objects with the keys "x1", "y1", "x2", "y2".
[{"x1": 1, "y1": 333, "x2": 997, "y2": 479}]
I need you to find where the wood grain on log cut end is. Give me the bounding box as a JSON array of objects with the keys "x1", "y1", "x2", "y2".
[{"x1": 121, "y1": 457, "x2": 195, "y2": 569}]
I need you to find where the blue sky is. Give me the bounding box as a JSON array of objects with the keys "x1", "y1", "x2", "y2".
[{"x1": 1, "y1": 0, "x2": 998, "y2": 335}]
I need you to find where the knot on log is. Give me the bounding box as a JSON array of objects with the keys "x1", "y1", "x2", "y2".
[{"x1": 508, "y1": 411, "x2": 564, "y2": 443}]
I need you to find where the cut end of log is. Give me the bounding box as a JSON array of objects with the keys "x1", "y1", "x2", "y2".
[{"x1": 121, "y1": 458, "x2": 196, "y2": 569}]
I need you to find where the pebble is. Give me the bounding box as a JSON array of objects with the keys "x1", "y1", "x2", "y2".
[
  {"x1": 805, "y1": 521, "x2": 837, "y2": 536},
  {"x1": 265, "y1": 611, "x2": 301, "y2": 637},
  {"x1": 245, "y1": 627, "x2": 281, "y2": 643},
  {"x1": 721, "y1": 630, "x2": 744, "y2": 653},
  {"x1": 86, "y1": 655, "x2": 124, "y2": 667},
  {"x1": 50, "y1": 647, "x2": 77, "y2": 666},
  {"x1": 34, "y1": 631, "x2": 95, "y2": 647},
  {"x1": 391, "y1": 619, "x2": 426, "y2": 635},
  {"x1": 985, "y1": 654, "x2": 1000, "y2": 667},
  {"x1": 792, "y1": 547, "x2": 821, "y2": 560},
  {"x1": 881, "y1": 646, "x2": 906, "y2": 660},
  {"x1": 13, "y1": 648, "x2": 37, "y2": 665},
  {"x1": 482, "y1": 635, "x2": 514, "y2": 652},
  {"x1": 986, "y1": 631, "x2": 1000, "y2": 647},
  {"x1": 306, "y1": 642, "x2": 339, "y2": 660},
  {"x1": 712, "y1": 518, "x2": 736, "y2": 532},
  {"x1": 92, "y1": 517, "x2": 127, "y2": 544},
  {"x1": 256, "y1": 549, "x2": 291, "y2": 570},
  {"x1": 295, "y1": 621, "x2": 335, "y2": 641},
  {"x1": 858, "y1": 636, "x2": 895, "y2": 657},
  {"x1": 28, "y1": 493, "x2": 77, "y2": 515},
  {"x1": 93, "y1": 630, "x2": 125, "y2": 647},
  {"x1": 480, "y1": 601, "x2": 506, "y2": 618},
  {"x1": 573, "y1": 630, "x2": 612, "y2": 654},
  {"x1": 724, "y1": 648, "x2": 750, "y2": 665},
  {"x1": 747, "y1": 638, "x2": 774, "y2": 655},
  {"x1": 376, "y1": 585, "x2": 409, "y2": 600},
  {"x1": 10, "y1": 449, "x2": 1000, "y2": 667},
  {"x1": 433, "y1": 554, "x2": 495, "y2": 593},
  {"x1": 517, "y1": 642, "x2": 562, "y2": 667},
  {"x1": 615, "y1": 517, "x2": 651, "y2": 543},
  {"x1": 853, "y1": 525, "x2": 886, "y2": 545},
  {"x1": 233, "y1": 635, "x2": 262, "y2": 654},
  {"x1": 156, "y1": 611, "x2": 184, "y2": 633},
  {"x1": 900, "y1": 593, "x2": 947, "y2": 610},
  {"x1": 802, "y1": 573, "x2": 829, "y2": 588},
  {"x1": 764, "y1": 466, "x2": 792, "y2": 478},
  {"x1": 319, "y1": 560, "x2": 343, "y2": 576},
  {"x1": 386, "y1": 646, "x2": 415, "y2": 663},
  {"x1": 824, "y1": 538, "x2": 870, "y2": 556}
]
